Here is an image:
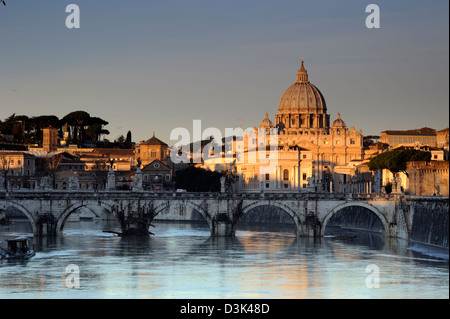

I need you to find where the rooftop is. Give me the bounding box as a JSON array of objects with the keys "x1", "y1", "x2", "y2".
[{"x1": 381, "y1": 127, "x2": 436, "y2": 136}]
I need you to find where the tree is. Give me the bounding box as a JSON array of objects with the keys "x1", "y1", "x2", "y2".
[
  {"x1": 61, "y1": 111, "x2": 109, "y2": 144},
  {"x1": 174, "y1": 166, "x2": 223, "y2": 192},
  {"x1": 61, "y1": 111, "x2": 91, "y2": 143},
  {"x1": 86, "y1": 116, "x2": 109, "y2": 141},
  {"x1": 29, "y1": 115, "x2": 61, "y2": 144},
  {"x1": 125, "y1": 131, "x2": 132, "y2": 148},
  {"x1": 368, "y1": 149, "x2": 431, "y2": 176},
  {"x1": 45, "y1": 154, "x2": 63, "y2": 189},
  {"x1": 116, "y1": 135, "x2": 125, "y2": 144}
]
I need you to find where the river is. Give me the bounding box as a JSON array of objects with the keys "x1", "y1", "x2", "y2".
[{"x1": 0, "y1": 218, "x2": 448, "y2": 299}]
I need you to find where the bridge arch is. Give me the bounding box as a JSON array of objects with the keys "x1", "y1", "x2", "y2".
[
  {"x1": 0, "y1": 200, "x2": 38, "y2": 235},
  {"x1": 321, "y1": 202, "x2": 389, "y2": 236},
  {"x1": 56, "y1": 202, "x2": 114, "y2": 236},
  {"x1": 239, "y1": 201, "x2": 301, "y2": 235},
  {"x1": 152, "y1": 200, "x2": 213, "y2": 226}
]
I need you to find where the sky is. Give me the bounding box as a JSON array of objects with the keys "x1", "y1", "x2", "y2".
[{"x1": 0, "y1": 0, "x2": 448, "y2": 145}]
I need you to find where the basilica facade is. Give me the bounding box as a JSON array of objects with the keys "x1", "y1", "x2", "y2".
[{"x1": 203, "y1": 60, "x2": 365, "y2": 192}]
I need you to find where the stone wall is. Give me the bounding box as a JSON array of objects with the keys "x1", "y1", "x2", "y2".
[
  {"x1": 410, "y1": 200, "x2": 449, "y2": 248},
  {"x1": 406, "y1": 161, "x2": 449, "y2": 196}
]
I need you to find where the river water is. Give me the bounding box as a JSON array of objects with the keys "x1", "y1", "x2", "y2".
[{"x1": 0, "y1": 219, "x2": 448, "y2": 299}]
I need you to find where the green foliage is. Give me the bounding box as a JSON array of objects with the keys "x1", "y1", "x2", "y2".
[
  {"x1": 368, "y1": 149, "x2": 431, "y2": 175},
  {"x1": 175, "y1": 166, "x2": 223, "y2": 192}
]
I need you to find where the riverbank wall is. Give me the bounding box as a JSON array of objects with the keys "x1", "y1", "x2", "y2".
[{"x1": 410, "y1": 199, "x2": 449, "y2": 249}]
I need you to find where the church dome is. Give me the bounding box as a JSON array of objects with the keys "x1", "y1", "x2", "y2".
[
  {"x1": 278, "y1": 60, "x2": 327, "y2": 114},
  {"x1": 331, "y1": 113, "x2": 346, "y2": 128},
  {"x1": 259, "y1": 112, "x2": 274, "y2": 129}
]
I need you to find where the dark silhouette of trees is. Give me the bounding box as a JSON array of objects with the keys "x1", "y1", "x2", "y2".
[
  {"x1": 60, "y1": 111, "x2": 109, "y2": 145},
  {"x1": 61, "y1": 110, "x2": 91, "y2": 143},
  {"x1": 1, "y1": 111, "x2": 110, "y2": 146},
  {"x1": 174, "y1": 166, "x2": 223, "y2": 192},
  {"x1": 125, "y1": 130, "x2": 132, "y2": 147}
]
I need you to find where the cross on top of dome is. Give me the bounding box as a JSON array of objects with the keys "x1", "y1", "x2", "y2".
[{"x1": 297, "y1": 58, "x2": 308, "y2": 83}]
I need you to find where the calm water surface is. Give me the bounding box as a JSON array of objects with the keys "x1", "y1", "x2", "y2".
[{"x1": 0, "y1": 219, "x2": 448, "y2": 299}]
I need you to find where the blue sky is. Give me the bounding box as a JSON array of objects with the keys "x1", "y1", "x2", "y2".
[{"x1": 0, "y1": 0, "x2": 448, "y2": 144}]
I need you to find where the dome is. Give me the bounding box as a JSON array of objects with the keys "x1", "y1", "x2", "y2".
[
  {"x1": 259, "y1": 112, "x2": 274, "y2": 129},
  {"x1": 278, "y1": 60, "x2": 327, "y2": 113},
  {"x1": 332, "y1": 113, "x2": 346, "y2": 128}
]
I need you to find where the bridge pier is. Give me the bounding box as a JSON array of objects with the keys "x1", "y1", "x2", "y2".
[
  {"x1": 211, "y1": 213, "x2": 235, "y2": 237},
  {"x1": 299, "y1": 213, "x2": 322, "y2": 237},
  {"x1": 36, "y1": 213, "x2": 57, "y2": 237}
]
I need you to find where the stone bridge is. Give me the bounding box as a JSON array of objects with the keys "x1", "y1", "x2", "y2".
[{"x1": 0, "y1": 190, "x2": 447, "y2": 239}]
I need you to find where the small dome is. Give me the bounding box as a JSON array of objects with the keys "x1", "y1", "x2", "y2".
[
  {"x1": 332, "y1": 113, "x2": 346, "y2": 128},
  {"x1": 260, "y1": 112, "x2": 274, "y2": 128}
]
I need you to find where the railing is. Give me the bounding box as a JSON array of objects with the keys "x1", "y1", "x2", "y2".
[{"x1": 1, "y1": 188, "x2": 447, "y2": 202}]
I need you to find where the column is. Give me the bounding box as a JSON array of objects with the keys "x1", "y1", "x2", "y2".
[
  {"x1": 294, "y1": 166, "x2": 298, "y2": 189},
  {"x1": 318, "y1": 153, "x2": 323, "y2": 183},
  {"x1": 276, "y1": 166, "x2": 281, "y2": 189}
]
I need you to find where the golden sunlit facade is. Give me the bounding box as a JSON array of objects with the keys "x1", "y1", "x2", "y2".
[{"x1": 204, "y1": 60, "x2": 365, "y2": 192}]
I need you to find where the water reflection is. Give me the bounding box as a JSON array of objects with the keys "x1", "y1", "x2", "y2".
[{"x1": 0, "y1": 219, "x2": 448, "y2": 299}]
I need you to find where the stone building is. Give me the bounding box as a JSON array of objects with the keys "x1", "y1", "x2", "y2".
[
  {"x1": 380, "y1": 127, "x2": 437, "y2": 148},
  {"x1": 141, "y1": 159, "x2": 173, "y2": 191},
  {"x1": 203, "y1": 59, "x2": 365, "y2": 192},
  {"x1": 0, "y1": 151, "x2": 37, "y2": 189},
  {"x1": 406, "y1": 161, "x2": 449, "y2": 196},
  {"x1": 42, "y1": 126, "x2": 59, "y2": 152},
  {"x1": 135, "y1": 133, "x2": 168, "y2": 167},
  {"x1": 437, "y1": 128, "x2": 449, "y2": 151}
]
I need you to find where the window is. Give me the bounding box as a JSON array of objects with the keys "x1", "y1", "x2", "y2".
[
  {"x1": 350, "y1": 138, "x2": 355, "y2": 145},
  {"x1": 165, "y1": 174, "x2": 171, "y2": 181},
  {"x1": 265, "y1": 183, "x2": 270, "y2": 188},
  {"x1": 303, "y1": 154, "x2": 307, "y2": 159},
  {"x1": 303, "y1": 173, "x2": 307, "y2": 180},
  {"x1": 151, "y1": 150, "x2": 157, "y2": 158},
  {"x1": 265, "y1": 173, "x2": 270, "y2": 181},
  {"x1": 283, "y1": 169, "x2": 289, "y2": 181},
  {"x1": 303, "y1": 183, "x2": 307, "y2": 188}
]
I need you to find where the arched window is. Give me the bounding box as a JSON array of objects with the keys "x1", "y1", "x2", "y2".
[{"x1": 283, "y1": 169, "x2": 289, "y2": 181}]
